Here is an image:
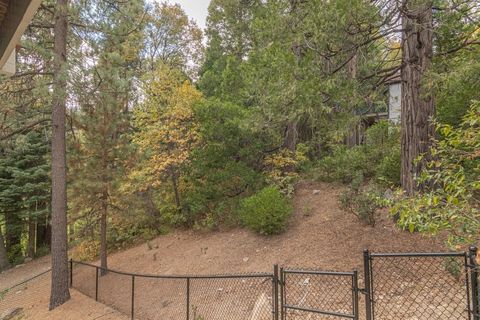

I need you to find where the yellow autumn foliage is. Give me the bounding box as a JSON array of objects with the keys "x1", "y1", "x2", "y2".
[
  {"x1": 263, "y1": 149, "x2": 299, "y2": 196},
  {"x1": 129, "y1": 64, "x2": 203, "y2": 191}
]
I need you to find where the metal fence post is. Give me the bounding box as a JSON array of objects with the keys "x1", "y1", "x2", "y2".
[
  {"x1": 469, "y1": 247, "x2": 479, "y2": 320},
  {"x1": 186, "y1": 277, "x2": 190, "y2": 320},
  {"x1": 95, "y1": 267, "x2": 99, "y2": 301},
  {"x1": 70, "y1": 259, "x2": 73, "y2": 288},
  {"x1": 273, "y1": 264, "x2": 279, "y2": 320},
  {"x1": 363, "y1": 249, "x2": 373, "y2": 320},
  {"x1": 131, "y1": 275, "x2": 135, "y2": 320},
  {"x1": 353, "y1": 270, "x2": 359, "y2": 320},
  {"x1": 280, "y1": 267, "x2": 286, "y2": 320}
]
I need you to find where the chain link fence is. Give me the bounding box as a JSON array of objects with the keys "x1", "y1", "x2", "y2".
[
  {"x1": 0, "y1": 269, "x2": 51, "y2": 319},
  {"x1": 72, "y1": 261, "x2": 275, "y2": 320},
  {"x1": 280, "y1": 268, "x2": 359, "y2": 320},
  {"x1": 364, "y1": 251, "x2": 472, "y2": 320},
  {"x1": 19, "y1": 248, "x2": 478, "y2": 320}
]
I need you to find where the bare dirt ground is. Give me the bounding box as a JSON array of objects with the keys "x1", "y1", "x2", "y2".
[
  {"x1": 0, "y1": 255, "x2": 50, "y2": 290},
  {"x1": 0, "y1": 270, "x2": 127, "y2": 320},
  {"x1": 1, "y1": 181, "x2": 451, "y2": 319},
  {"x1": 104, "y1": 181, "x2": 445, "y2": 275}
]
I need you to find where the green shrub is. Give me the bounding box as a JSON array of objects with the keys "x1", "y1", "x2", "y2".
[
  {"x1": 339, "y1": 178, "x2": 384, "y2": 226},
  {"x1": 263, "y1": 148, "x2": 299, "y2": 197},
  {"x1": 376, "y1": 147, "x2": 401, "y2": 186},
  {"x1": 392, "y1": 102, "x2": 480, "y2": 247},
  {"x1": 316, "y1": 121, "x2": 400, "y2": 185},
  {"x1": 35, "y1": 245, "x2": 50, "y2": 258},
  {"x1": 239, "y1": 186, "x2": 292, "y2": 235},
  {"x1": 317, "y1": 145, "x2": 369, "y2": 183}
]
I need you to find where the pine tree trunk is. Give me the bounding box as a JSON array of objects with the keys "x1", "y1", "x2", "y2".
[
  {"x1": 100, "y1": 189, "x2": 108, "y2": 276},
  {"x1": 400, "y1": 0, "x2": 435, "y2": 195},
  {"x1": 49, "y1": 0, "x2": 70, "y2": 310},
  {"x1": 0, "y1": 231, "x2": 10, "y2": 271},
  {"x1": 27, "y1": 218, "x2": 36, "y2": 258}
]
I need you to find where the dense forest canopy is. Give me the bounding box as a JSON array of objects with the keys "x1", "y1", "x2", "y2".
[{"x1": 0, "y1": 0, "x2": 478, "y2": 307}]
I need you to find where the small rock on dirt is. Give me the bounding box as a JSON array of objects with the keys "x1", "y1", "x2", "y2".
[
  {"x1": 384, "y1": 188, "x2": 394, "y2": 200},
  {"x1": 243, "y1": 257, "x2": 249, "y2": 262},
  {"x1": 312, "y1": 190, "x2": 321, "y2": 195},
  {"x1": 0, "y1": 307, "x2": 24, "y2": 320}
]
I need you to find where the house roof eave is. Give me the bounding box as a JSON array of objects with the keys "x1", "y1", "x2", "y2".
[{"x1": 0, "y1": 0, "x2": 42, "y2": 73}]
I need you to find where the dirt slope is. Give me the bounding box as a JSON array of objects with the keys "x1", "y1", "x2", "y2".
[
  {"x1": 0, "y1": 181, "x2": 448, "y2": 320},
  {"x1": 105, "y1": 181, "x2": 445, "y2": 275}
]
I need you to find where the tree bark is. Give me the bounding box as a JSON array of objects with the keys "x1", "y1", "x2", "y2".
[
  {"x1": 0, "y1": 231, "x2": 10, "y2": 271},
  {"x1": 400, "y1": 0, "x2": 435, "y2": 195},
  {"x1": 283, "y1": 121, "x2": 298, "y2": 153},
  {"x1": 27, "y1": 218, "x2": 36, "y2": 258},
  {"x1": 100, "y1": 189, "x2": 108, "y2": 276},
  {"x1": 49, "y1": 0, "x2": 70, "y2": 310}
]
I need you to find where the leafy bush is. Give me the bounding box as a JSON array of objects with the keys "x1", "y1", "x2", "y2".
[
  {"x1": 339, "y1": 174, "x2": 382, "y2": 226},
  {"x1": 392, "y1": 102, "x2": 480, "y2": 247},
  {"x1": 316, "y1": 145, "x2": 369, "y2": 183},
  {"x1": 239, "y1": 186, "x2": 292, "y2": 235},
  {"x1": 7, "y1": 243, "x2": 23, "y2": 264},
  {"x1": 35, "y1": 245, "x2": 50, "y2": 258},
  {"x1": 316, "y1": 121, "x2": 400, "y2": 185},
  {"x1": 71, "y1": 240, "x2": 100, "y2": 261},
  {"x1": 376, "y1": 147, "x2": 401, "y2": 186},
  {"x1": 263, "y1": 148, "x2": 299, "y2": 197}
]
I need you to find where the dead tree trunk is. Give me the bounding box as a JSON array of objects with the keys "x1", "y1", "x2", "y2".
[
  {"x1": 0, "y1": 231, "x2": 10, "y2": 271},
  {"x1": 49, "y1": 0, "x2": 70, "y2": 310},
  {"x1": 400, "y1": 0, "x2": 435, "y2": 195}
]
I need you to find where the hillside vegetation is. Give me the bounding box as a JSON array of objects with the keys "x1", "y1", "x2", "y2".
[{"x1": 0, "y1": 1, "x2": 478, "y2": 302}]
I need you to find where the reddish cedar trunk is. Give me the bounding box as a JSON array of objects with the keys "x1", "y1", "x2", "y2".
[
  {"x1": 0, "y1": 231, "x2": 10, "y2": 271},
  {"x1": 400, "y1": 0, "x2": 435, "y2": 195},
  {"x1": 100, "y1": 189, "x2": 108, "y2": 276},
  {"x1": 27, "y1": 218, "x2": 35, "y2": 258},
  {"x1": 49, "y1": 0, "x2": 70, "y2": 310}
]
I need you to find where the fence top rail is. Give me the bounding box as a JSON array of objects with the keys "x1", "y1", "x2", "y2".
[
  {"x1": 283, "y1": 269, "x2": 356, "y2": 276},
  {"x1": 72, "y1": 260, "x2": 273, "y2": 279},
  {"x1": 370, "y1": 251, "x2": 466, "y2": 258}
]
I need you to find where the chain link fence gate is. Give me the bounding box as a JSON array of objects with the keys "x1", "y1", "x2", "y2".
[
  {"x1": 363, "y1": 249, "x2": 478, "y2": 320},
  {"x1": 279, "y1": 268, "x2": 359, "y2": 320}
]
